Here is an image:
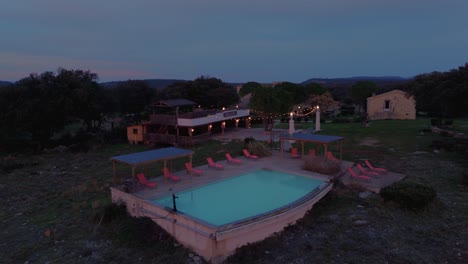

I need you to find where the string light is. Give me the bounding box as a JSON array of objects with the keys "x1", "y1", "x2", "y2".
[{"x1": 249, "y1": 106, "x2": 319, "y2": 117}]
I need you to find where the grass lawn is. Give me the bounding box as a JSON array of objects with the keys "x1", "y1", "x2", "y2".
[{"x1": 1, "y1": 118, "x2": 467, "y2": 263}]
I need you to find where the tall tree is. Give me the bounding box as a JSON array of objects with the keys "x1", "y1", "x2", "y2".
[
  {"x1": 407, "y1": 63, "x2": 468, "y2": 117},
  {"x1": 162, "y1": 76, "x2": 240, "y2": 108},
  {"x1": 274, "y1": 82, "x2": 306, "y2": 104},
  {"x1": 349, "y1": 81, "x2": 378, "y2": 112},
  {"x1": 306, "y1": 92, "x2": 336, "y2": 112},
  {"x1": 0, "y1": 68, "x2": 103, "y2": 148},
  {"x1": 239, "y1": 81, "x2": 262, "y2": 97},
  {"x1": 304, "y1": 82, "x2": 327, "y2": 96},
  {"x1": 248, "y1": 86, "x2": 293, "y2": 130}
]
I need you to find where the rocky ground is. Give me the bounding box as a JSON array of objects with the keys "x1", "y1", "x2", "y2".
[{"x1": 0, "y1": 144, "x2": 467, "y2": 264}]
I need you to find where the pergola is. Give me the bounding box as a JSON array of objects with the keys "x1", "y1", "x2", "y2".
[
  {"x1": 279, "y1": 133, "x2": 344, "y2": 159},
  {"x1": 111, "y1": 147, "x2": 193, "y2": 191}
]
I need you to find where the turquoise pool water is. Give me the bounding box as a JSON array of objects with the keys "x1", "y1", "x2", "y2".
[{"x1": 152, "y1": 169, "x2": 323, "y2": 226}]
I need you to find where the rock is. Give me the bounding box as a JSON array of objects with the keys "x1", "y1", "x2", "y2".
[
  {"x1": 189, "y1": 253, "x2": 194, "y2": 258},
  {"x1": 328, "y1": 214, "x2": 339, "y2": 221},
  {"x1": 43, "y1": 229, "x2": 53, "y2": 238},
  {"x1": 433, "y1": 149, "x2": 440, "y2": 154},
  {"x1": 193, "y1": 255, "x2": 201, "y2": 263},
  {"x1": 353, "y1": 220, "x2": 368, "y2": 226},
  {"x1": 358, "y1": 191, "x2": 372, "y2": 199}
]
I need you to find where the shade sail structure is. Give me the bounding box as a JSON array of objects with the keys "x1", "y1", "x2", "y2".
[
  {"x1": 278, "y1": 132, "x2": 344, "y2": 159},
  {"x1": 111, "y1": 147, "x2": 194, "y2": 190},
  {"x1": 279, "y1": 133, "x2": 343, "y2": 143},
  {"x1": 111, "y1": 147, "x2": 193, "y2": 166}
]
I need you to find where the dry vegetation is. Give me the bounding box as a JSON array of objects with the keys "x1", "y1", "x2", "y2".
[
  {"x1": 302, "y1": 156, "x2": 341, "y2": 175},
  {"x1": 1, "y1": 119, "x2": 467, "y2": 264}
]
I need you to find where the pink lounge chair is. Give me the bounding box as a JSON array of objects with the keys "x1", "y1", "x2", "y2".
[
  {"x1": 225, "y1": 153, "x2": 242, "y2": 164},
  {"x1": 291, "y1": 148, "x2": 300, "y2": 158},
  {"x1": 243, "y1": 149, "x2": 259, "y2": 160},
  {"x1": 364, "y1": 160, "x2": 388, "y2": 174},
  {"x1": 309, "y1": 149, "x2": 316, "y2": 158},
  {"x1": 162, "y1": 167, "x2": 181, "y2": 182},
  {"x1": 346, "y1": 167, "x2": 371, "y2": 181},
  {"x1": 356, "y1": 163, "x2": 380, "y2": 177},
  {"x1": 207, "y1": 157, "x2": 224, "y2": 169},
  {"x1": 136, "y1": 173, "x2": 157, "y2": 187},
  {"x1": 185, "y1": 162, "x2": 202, "y2": 176},
  {"x1": 326, "y1": 151, "x2": 337, "y2": 160}
]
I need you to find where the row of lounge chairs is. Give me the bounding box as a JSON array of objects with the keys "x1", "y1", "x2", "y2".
[
  {"x1": 346, "y1": 160, "x2": 388, "y2": 181},
  {"x1": 136, "y1": 149, "x2": 259, "y2": 188}
]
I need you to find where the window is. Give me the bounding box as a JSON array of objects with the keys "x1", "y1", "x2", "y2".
[
  {"x1": 133, "y1": 128, "x2": 138, "y2": 134},
  {"x1": 384, "y1": 100, "x2": 390, "y2": 110}
]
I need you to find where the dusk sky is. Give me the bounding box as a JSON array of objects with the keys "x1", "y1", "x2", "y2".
[{"x1": 1, "y1": 0, "x2": 467, "y2": 83}]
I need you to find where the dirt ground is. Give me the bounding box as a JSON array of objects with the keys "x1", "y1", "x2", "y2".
[{"x1": 1, "y1": 145, "x2": 467, "y2": 264}]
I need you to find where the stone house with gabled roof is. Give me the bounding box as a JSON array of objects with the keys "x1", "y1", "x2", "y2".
[{"x1": 367, "y1": 90, "x2": 416, "y2": 120}]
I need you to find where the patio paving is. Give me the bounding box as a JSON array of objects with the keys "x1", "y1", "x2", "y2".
[
  {"x1": 123, "y1": 149, "x2": 350, "y2": 201},
  {"x1": 117, "y1": 128, "x2": 404, "y2": 199}
]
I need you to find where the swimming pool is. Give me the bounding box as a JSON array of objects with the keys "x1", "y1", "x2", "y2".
[
  {"x1": 111, "y1": 167, "x2": 332, "y2": 263},
  {"x1": 152, "y1": 169, "x2": 323, "y2": 226}
]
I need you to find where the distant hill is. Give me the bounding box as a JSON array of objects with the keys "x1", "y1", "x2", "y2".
[
  {"x1": 301, "y1": 76, "x2": 409, "y2": 86},
  {"x1": 100, "y1": 79, "x2": 187, "y2": 89},
  {"x1": 0, "y1": 80, "x2": 12, "y2": 87}
]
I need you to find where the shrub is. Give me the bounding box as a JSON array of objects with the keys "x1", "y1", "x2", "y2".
[
  {"x1": 380, "y1": 181, "x2": 437, "y2": 210},
  {"x1": 302, "y1": 156, "x2": 341, "y2": 175},
  {"x1": 244, "y1": 137, "x2": 255, "y2": 145},
  {"x1": 444, "y1": 119, "x2": 453, "y2": 126},
  {"x1": 246, "y1": 141, "x2": 272, "y2": 157},
  {"x1": 431, "y1": 119, "x2": 441, "y2": 126}
]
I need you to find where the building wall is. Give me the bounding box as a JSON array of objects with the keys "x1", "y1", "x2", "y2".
[
  {"x1": 127, "y1": 125, "x2": 144, "y2": 144},
  {"x1": 367, "y1": 90, "x2": 416, "y2": 120}
]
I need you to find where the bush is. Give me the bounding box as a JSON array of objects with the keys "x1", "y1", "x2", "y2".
[
  {"x1": 380, "y1": 181, "x2": 437, "y2": 210},
  {"x1": 246, "y1": 141, "x2": 272, "y2": 157},
  {"x1": 244, "y1": 137, "x2": 255, "y2": 145},
  {"x1": 431, "y1": 119, "x2": 441, "y2": 126},
  {"x1": 444, "y1": 119, "x2": 453, "y2": 126},
  {"x1": 302, "y1": 156, "x2": 341, "y2": 175}
]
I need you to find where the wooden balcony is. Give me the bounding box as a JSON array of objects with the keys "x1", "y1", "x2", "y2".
[
  {"x1": 149, "y1": 114, "x2": 177, "y2": 125},
  {"x1": 145, "y1": 132, "x2": 211, "y2": 147}
]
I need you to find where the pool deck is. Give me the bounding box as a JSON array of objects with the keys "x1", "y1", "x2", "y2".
[
  {"x1": 122, "y1": 126, "x2": 402, "y2": 198},
  {"x1": 124, "y1": 149, "x2": 345, "y2": 201},
  {"x1": 110, "y1": 128, "x2": 405, "y2": 262}
]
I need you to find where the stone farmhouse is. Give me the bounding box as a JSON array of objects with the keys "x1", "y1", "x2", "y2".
[{"x1": 367, "y1": 89, "x2": 416, "y2": 120}]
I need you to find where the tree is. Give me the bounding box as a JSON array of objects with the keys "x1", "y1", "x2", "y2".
[
  {"x1": 0, "y1": 68, "x2": 103, "y2": 148},
  {"x1": 239, "y1": 81, "x2": 262, "y2": 97},
  {"x1": 407, "y1": 63, "x2": 468, "y2": 117},
  {"x1": 54, "y1": 68, "x2": 103, "y2": 130},
  {"x1": 110, "y1": 80, "x2": 156, "y2": 122},
  {"x1": 162, "y1": 76, "x2": 240, "y2": 108},
  {"x1": 274, "y1": 82, "x2": 306, "y2": 105},
  {"x1": 306, "y1": 92, "x2": 336, "y2": 112},
  {"x1": 248, "y1": 86, "x2": 293, "y2": 130},
  {"x1": 349, "y1": 81, "x2": 378, "y2": 112},
  {"x1": 304, "y1": 82, "x2": 327, "y2": 96}
]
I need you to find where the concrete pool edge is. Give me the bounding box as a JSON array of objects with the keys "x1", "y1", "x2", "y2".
[{"x1": 110, "y1": 181, "x2": 333, "y2": 263}]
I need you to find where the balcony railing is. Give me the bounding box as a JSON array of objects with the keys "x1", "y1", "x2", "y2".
[
  {"x1": 149, "y1": 114, "x2": 177, "y2": 125},
  {"x1": 149, "y1": 109, "x2": 249, "y2": 126},
  {"x1": 145, "y1": 132, "x2": 211, "y2": 147}
]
